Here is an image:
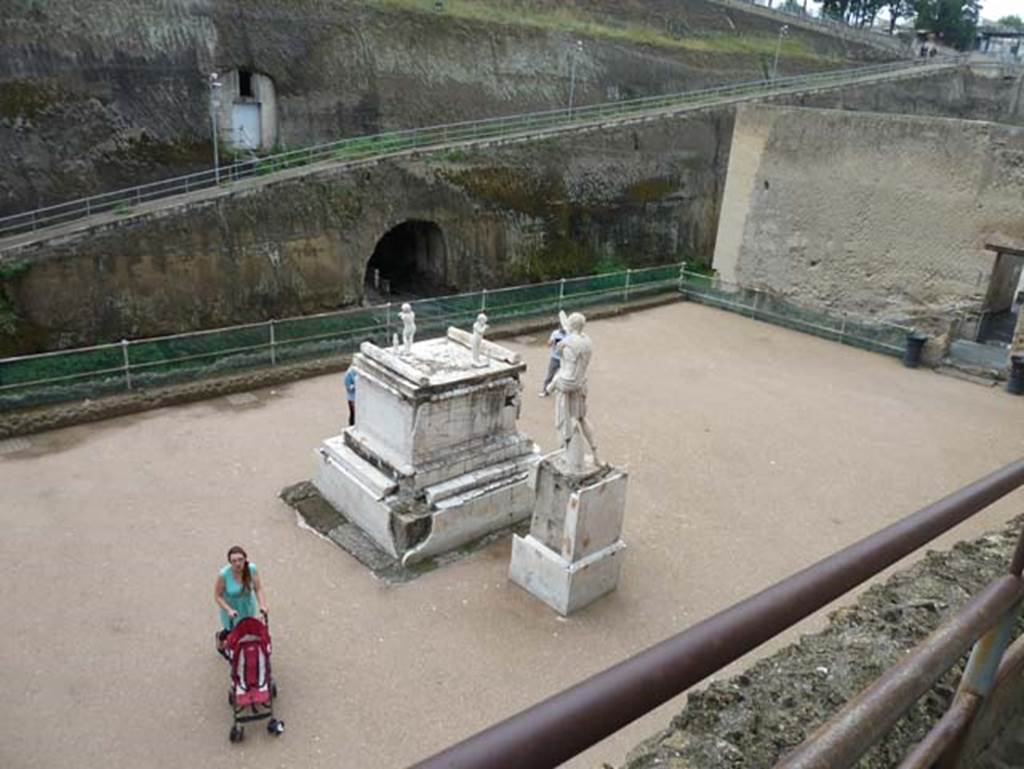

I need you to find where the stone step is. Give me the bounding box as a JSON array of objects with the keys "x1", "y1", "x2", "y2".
[
  {"x1": 935, "y1": 364, "x2": 1001, "y2": 387},
  {"x1": 425, "y1": 455, "x2": 539, "y2": 507},
  {"x1": 319, "y1": 437, "x2": 397, "y2": 499},
  {"x1": 413, "y1": 434, "x2": 538, "y2": 489}
]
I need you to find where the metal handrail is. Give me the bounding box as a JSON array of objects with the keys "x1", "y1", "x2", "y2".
[
  {"x1": 409, "y1": 458, "x2": 1024, "y2": 769},
  {"x1": 0, "y1": 58, "x2": 961, "y2": 241}
]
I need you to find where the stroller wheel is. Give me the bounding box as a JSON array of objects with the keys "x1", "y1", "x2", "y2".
[
  {"x1": 229, "y1": 725, "x2": 244, "y2": 743},
  {"x1": 270, "y1": 682, "x2": 278, "y2": 699},
  {"x1": 268, "y1": 718, "x2": 285, "y2": 735}
]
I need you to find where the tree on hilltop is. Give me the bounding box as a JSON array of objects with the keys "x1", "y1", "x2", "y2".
[{"x1": 912, "y1": 0, "x2": 981, "y2": 49}]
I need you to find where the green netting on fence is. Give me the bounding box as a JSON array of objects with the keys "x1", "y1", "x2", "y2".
[
  {"x1": 0, "y1": 265, "x2": 682, "y2": 412},
  {"x1": 0, "y1": 345, "x2": 123, "y2": 387},
  {"x1": 627, "y1": 265, "x2": 683, "y2": 299},
  {"x1": 680, "y1": 274, "x2": 909, "y2": 357},
  {"x1": 563, "y1": 272, "x2": 624, "y2": 300},
  {"x1": 272, "y1": 306, "x2": 392, "y2": 362},
  {"x1": 0, "y1": 344, "x2": 127, "y2": 410}
]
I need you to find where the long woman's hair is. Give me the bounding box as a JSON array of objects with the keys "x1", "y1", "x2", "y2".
[{"x1": 226, "y1": 545, "x2": 252, "y2": 592}]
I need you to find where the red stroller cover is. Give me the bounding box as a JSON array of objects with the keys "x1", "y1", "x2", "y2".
[{"x1": 225, "y1": 617, "x2": 272, "y2": 707}]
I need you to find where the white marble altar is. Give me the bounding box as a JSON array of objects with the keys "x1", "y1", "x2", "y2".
[{"x1": 313, "y1": 328, "x2": 540, "y2": 565}]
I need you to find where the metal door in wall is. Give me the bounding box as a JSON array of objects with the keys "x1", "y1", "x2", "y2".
[{"x1": 231, "y1": 103, "x2": 261, "y2": 150}]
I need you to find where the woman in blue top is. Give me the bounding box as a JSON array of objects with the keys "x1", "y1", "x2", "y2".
[{"x1": 214, "y1": 545, "x2": 268, "y2": 651}]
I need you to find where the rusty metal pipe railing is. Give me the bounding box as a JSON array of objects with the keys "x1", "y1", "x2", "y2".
[
  {"x1": 928, "y1": 524, "x2": 1024, "y2": 769},
  {"x1": 1008, "y1": 528, "x2": 1024, "y2": 576},
  {"x1": 816, "y1": 522, "x2": 1024, "y2": 769},
  {"x1": 410, "y1": 458, "x2": 1024, "y2": 769},
  {"x1": 773, "y1": 575, "x2": 1024, "y2": 769},
  {"x1": 896, "y1": 693, "x2": 981, "y2": 769},
  {"x1": 902, "y1": 621, "x2": 1024, "y2": 768}
]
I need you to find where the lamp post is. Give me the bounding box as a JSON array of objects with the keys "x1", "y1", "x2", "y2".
[
  {"x1": 771, "y1": 25, "x2": 789, "y2": 82},
  {"x1": 209, "y1": 72, "x2": 222, "y2": 184},
  {"x1": 568, "y1": 39, "x2": 584, "y2": 116}
]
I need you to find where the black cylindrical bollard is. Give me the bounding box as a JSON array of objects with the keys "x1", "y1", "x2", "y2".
[
  {"x1": 1008, "y1": 355, "x2": 1024, "y2": 395},
  {"x1": 904, "y1": 332, "x2": 927, "y2": 369}
]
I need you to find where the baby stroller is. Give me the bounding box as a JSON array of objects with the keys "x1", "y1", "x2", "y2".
[{"x1": 222, "y1": 612, "x2": 284, "y2": 743}]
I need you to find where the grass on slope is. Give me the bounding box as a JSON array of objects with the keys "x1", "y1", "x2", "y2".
[{"x1": 369, "y1": 0, "x2": 835, "y2": 61}]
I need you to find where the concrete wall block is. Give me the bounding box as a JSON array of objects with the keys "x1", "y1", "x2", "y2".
[
  {"x1": 563, "y1": 469, "x2": 629, "y2": 562},
  {"x1": 509, "y1": 534, "x2": 626, "y2": 615}
]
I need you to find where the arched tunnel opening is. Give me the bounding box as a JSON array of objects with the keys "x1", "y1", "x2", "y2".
[{"x1": 364, "y1": 220, "x2": 449, "y2": 302}]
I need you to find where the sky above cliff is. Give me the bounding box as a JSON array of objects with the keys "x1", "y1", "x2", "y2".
[{"x1": 981, "y1": 0, "x2": 1022, "y2": 22}]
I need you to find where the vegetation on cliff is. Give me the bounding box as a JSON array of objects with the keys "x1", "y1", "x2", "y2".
[{"x1": 370, "y1": 0, "x2": 832, "y2": 61}]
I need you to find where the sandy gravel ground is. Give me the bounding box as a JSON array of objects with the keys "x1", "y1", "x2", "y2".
[{"x1": 3, "y1": 301, "x2": 1023, "y2": 769}]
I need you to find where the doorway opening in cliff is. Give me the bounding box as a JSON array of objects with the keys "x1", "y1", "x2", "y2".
[
  {"x1": 977, "y1": 244, "x2": 1024, "y2": 346},
  {"x1": 364, "y1": 220, "x2": 449, "y2": 302}
]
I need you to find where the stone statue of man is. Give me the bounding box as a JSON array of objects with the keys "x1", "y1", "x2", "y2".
[
  {"x1": 544, "y1": 311, "x2": 598, "y2": 471},
  {"x1": 399, "y1": 303, "x2": 416, "y2": 355},
  {"x1": 470, "y1": 313, "x2": 489, "y2": 366}
]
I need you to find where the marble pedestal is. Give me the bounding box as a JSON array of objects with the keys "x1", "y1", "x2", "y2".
[
  {"x1": 509, "y1": 450, "x2": 628, "y2": 615},
  {"x1": 313, "y1": 328, "x2": 540, "y2": 565}
]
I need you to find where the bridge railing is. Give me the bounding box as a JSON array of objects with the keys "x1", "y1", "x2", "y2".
[
  {"x1": 0, "y1": 263, "x2": 681, "y2": 411},
  {"x1": 409, "y1": 458, "x2": 1024, "y2": 769},
  {"x1": 0, "y1": 57, "x2": 960, "y2": 242}
]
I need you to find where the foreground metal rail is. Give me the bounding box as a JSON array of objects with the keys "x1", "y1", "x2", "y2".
[
  {"x1": 411, "y1": 459, "x2": 1024, "y2": 769},
  {"x1": 775, "y1": 577, "x2": 1024, "y2": 768},
  {"x1": 0, "y1": 58, "x2": 959, "y2": 242}
]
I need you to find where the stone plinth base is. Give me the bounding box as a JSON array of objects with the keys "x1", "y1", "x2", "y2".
[
  {"x1": 509, "y1": 451, "x2": 628, "y2": 615},
  {"x1": 509, "y1": 535, "x2": 626, "y2": 615}
]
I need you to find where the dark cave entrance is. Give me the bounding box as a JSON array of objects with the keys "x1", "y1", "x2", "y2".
[{"x1": 364, "y1": 220, "x2": 449, "y2": 302}]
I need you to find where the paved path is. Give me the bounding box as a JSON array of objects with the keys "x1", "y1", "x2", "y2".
[{"x1": 2, "y1": 302, "x2": 1023, "y2": 769}]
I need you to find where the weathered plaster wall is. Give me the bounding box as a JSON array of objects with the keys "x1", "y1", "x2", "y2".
[
  {"x1": 712, "y1": 103, "x2": 1024, "y2": 328},
  {"x1": 0, "y1": 0, "x2": 872, "y2": 217},
  {"x1": 0, "y1": 112, "x2": 730, "y2": 354}
]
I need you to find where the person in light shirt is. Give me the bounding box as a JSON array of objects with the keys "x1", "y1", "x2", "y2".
[{"x1": 539, "y1": 322, "x2": 567, "y2": 397}]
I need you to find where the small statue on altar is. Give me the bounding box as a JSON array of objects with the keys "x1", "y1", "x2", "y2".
[
  {"x1": 399, "y1": 303, "x2": 416, "y2": 355},
  {"x1": 470, "y1": 313, "x2": 489, "y2": 366}
]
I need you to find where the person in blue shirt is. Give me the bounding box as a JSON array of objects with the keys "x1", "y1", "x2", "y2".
[
  {"x1": 214, "y1": 545, "x2": 267, "y2": 654},
  {"x1": 540, "y1": 325, "x2": 567, "y2": 396},
  {"x1": 344, "y1": 365, "x2": 357, "y2": 426}
]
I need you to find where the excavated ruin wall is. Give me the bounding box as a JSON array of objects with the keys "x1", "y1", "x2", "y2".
[
  {"x1": 3, "y1": 65, "x2": 1022, "y2": 356},
  {"x1": 713, "y1": 104, "x2": 1024, "y2": 332},
  {"x1": 0, "y1": 112, "x2": 731, "y2": 354}
]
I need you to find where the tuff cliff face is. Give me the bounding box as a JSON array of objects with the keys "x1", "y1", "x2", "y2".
[
  {"x1": 0, "y1": 0, "x2": 890, "y2": 217},
  {"x1": 3, "y1": 62, "x2": 1022, "y2": 356},
  {"x1": 0, "y1": 110, "x2": 732, "y2": 354},
  {"x1": 713, "y1": 104, "x2": 1024, "y2": 328}
]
